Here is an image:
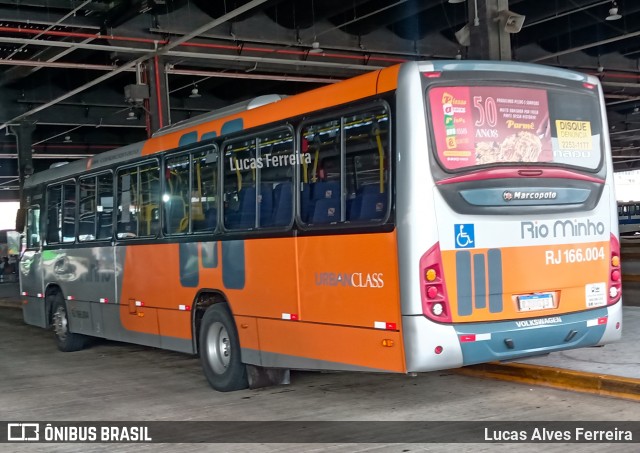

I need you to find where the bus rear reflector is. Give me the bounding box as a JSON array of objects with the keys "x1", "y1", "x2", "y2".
[
  {"x1": 420, "y1": 242, "x2": 452, "y2": 323},
  {"x1": 586, "y1": 316, "x2": 608, "y2": 327},
  {"x1": 459, "y1": 333, "x2": 491, "y2": 342}
]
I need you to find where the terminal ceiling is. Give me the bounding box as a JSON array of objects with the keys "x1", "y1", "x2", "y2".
[{"x1": 0, "y1": 0, "x2": 639, "y2": 199}]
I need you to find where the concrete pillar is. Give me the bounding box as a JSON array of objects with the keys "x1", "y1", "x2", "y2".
[
  {"x1": 467, "y1": 0, "x2": 516, "y2": 61},
  {"x1": 10, "y1": 121, "x2": 35, "y2": 208}
]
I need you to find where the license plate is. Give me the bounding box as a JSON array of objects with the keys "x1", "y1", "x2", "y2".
[{"x1": 517, "y1": 293, "x2": 554, "y2": 312}]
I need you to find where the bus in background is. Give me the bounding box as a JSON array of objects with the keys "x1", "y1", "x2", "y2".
[
  {"x1": 18, "y1": 60, "x2": 621, "y2": 392},
  {"x1": 618, "y1": 201, "x2": 640, "y2": 235},
  {"x1": 0, "y1": 229, "x2": 20, "y2": 281}
]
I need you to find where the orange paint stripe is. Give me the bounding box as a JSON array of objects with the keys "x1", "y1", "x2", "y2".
[{"x1": 455, "y1": 362, "x2": 640, "y2": 402}]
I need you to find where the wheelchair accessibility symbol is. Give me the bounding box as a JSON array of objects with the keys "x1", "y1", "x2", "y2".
[{"x1": 454, "y1": 224, "x2": 475, "y2": 249}]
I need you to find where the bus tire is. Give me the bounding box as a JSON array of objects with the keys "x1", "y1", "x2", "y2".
[
  {"x1": 50, "y1": 293, "x2": 87, "y2": 352},
  {"x1": 199, "y1": 303, "x2": 248, "y2": 392}
]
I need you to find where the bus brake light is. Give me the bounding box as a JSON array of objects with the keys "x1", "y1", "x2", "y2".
[{"x1": 420, "y1": 243, "x2": 452, "y2": 323}]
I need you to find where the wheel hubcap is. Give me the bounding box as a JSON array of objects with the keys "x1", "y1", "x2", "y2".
[
  {"x1": 205, "y1": 321, "x2": 231, "y2": 374},
  {"x1": 53, "y1": 305, "x2": 68, "y2": 341}
]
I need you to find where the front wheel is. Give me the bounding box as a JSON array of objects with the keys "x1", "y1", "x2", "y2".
[
  {"x1": 49, "y1": 293, "x2": 87, "y2": 352},
  {"x1": 199, "y1": 303, "x2": 248, "y2": 392}
]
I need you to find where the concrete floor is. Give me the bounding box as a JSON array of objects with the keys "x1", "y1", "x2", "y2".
[{"x1": 1, "y1": 306, "x2": 639, "y2": 453}]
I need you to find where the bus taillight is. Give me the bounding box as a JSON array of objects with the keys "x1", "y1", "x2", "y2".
[
  {"x1": 420, "y1": 243, "x2": 452, "y2": 323},
  {"x1": 609, "y1": 234, "x2": 622, "y2": 304}
]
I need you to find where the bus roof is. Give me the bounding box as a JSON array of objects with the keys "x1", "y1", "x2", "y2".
[{"x1": 22, "y1": 60, "x2": 598, "y2": 191}]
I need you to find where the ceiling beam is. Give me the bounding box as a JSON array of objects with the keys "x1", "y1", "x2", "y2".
[
  {"x1": 0, "y1": 0, "x2": 272, "y2": 132},
  {"x1": 0, "y1": 35, "x2": 385, "y2": 72},
  {"x1": 529, "y1": 29, "x2": 640, "y2": 63},
  {"x1": 0, "y1": 0, "x2": 107, "y2": 11}
]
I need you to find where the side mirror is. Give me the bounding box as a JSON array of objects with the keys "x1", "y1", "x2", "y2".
[{"x1": 15, "y1": 208, "x2": 26, "y2": 233}]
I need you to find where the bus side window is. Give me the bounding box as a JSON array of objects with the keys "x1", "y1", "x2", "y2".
[
  {"x1": 78, "y1": 176, "x2": 97, "y2": 241},
  {"x1": 117, "y1": 168, "x2": 138, "y2": 239},
  {"x1": 164, "y1": 153, "x2": 190, "y2": 235},
  {"x1": 345, "y1": 110, "x2": 390, "y2": 222},
  {"x1": 192, "y1": 149, "x2": 218, "y2": 233},
  {"x1": 300, "y1": 119, "x2": 341, "y2": 224},
  {"x1": 61, "y1": 181, "x2": 76, "y2": 243},
  {"x1": 140, "y1": 162, "x2": 160, "y2": 237},
  {"x1": 299, "y1": 106, "x2": 390, "y2": 225},
  {"x1": 223, "y1": 138, "x2": 257, "y2": 229},
  {"x1": 116, "y1": 163, "x2": 160, "y2": 239},
  {"x1": 46, "y1": 184, "x2": 63, "y2": 244},
  {"x1": 191, "y1": 149, "x2": 218, "y2": 232},
  {"x1": 96, "y1": 173, "x2": 113, "y2": 240},
  {"x1": 223, "y1": 129, "x2": 293, "y2": 230},
  {"x1": 258, "y1": 130, "x2": 293, "y2": 228}
]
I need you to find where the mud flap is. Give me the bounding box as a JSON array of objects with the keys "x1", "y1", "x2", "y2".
[{"x1": 246, "y1": 365, "x2": 290, "y2": 389}]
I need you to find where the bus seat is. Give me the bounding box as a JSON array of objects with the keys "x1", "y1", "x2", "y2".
[
  {"x1": 311, "y1": 198, "x2": 340, "y2": 224},
  {"x1": 312, "y1": 180, "x2": 340, "y2": 201},
  {"x1": 78, "y1": 220, "x2": 95, "y2": 240},
  {"x1": 117, "y1": 218, "x2": 137, "y2": 238},
  {"x1": 349, "y1": 185, "x2": 386, "y2": 221},
  {"x1": 165, "y1": 196, "x2": 186, "y2": 234},
  {"x1": 300, "y1": 182, "x2": 314, "y2": 222},
  {"x1": 226, "y1": 187, "x2": 256, "y2": 229},
  {"x1": 194, "y1": 208, "x2": 217, "y2": 231},
  {"x1": 259, "y1": 183, "x2": 273, "y2": 227},
  {"x1": 269, "y1": 182, "x2": 292, "y2": 227},
  {"x1": 46, "y1": 218, "x2": 59, "y2": 244},
  {"x1": 359, "y1": 184, "x2": 381, "y2": 195},
  {"x1": 347, "y1": 196, "x2": 361, "y2": 221},
  {"x1": 357, "y1": 193, "x2": 386, "y2": 221},
  {"x1": 97, "y1": 212, "x2": 113, "y2": 239}
]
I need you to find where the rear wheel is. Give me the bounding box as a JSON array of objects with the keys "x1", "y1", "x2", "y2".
[
  {"x1": 49, "y1": 293, "x2": 87, "y2": 352},
  {"x1": 199, "y1": 303, "x2": 248, "y2": 392}
]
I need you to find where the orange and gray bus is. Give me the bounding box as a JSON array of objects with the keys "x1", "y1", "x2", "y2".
[{"x1": 19, "y1": 60, "x2": 622, "y2": 391}]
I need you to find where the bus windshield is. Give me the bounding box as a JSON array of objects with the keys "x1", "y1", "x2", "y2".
[{"x1": 427, "y1": 84, "x2": 603, "y2": 172}]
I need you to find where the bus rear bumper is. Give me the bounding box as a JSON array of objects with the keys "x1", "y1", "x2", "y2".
[
  {"x1": 454, "y1": 305, "x2": 621, "y2": 367},
  {"x1": 403, "y1": 303, "x2": 622, "y2": 372}
]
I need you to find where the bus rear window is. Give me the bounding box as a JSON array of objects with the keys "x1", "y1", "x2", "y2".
[{"x1": 427, "y1": 85, "x2": 602, "y2": 171}]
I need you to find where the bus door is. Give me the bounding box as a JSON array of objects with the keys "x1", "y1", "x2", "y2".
[
  {"x1": 112, "y1": 162, "x2": 162, "y2": 347},
  {"x1": 21, "y1": 205, "x2": 46, "y2": 327}
]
